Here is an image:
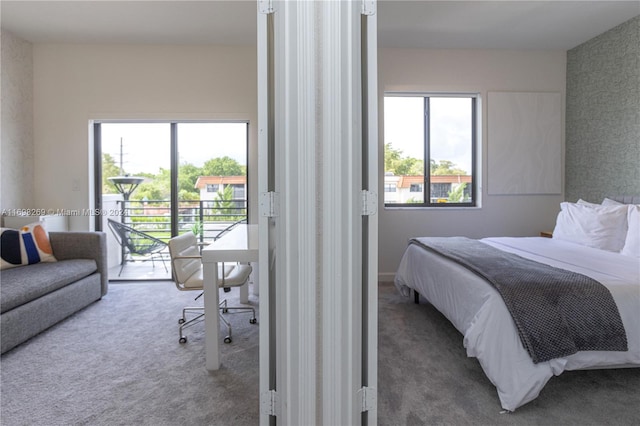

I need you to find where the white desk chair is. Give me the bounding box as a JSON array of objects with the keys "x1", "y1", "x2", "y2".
[{"x1": 168, "y1": 232, "x2": 256, "y2": 344}]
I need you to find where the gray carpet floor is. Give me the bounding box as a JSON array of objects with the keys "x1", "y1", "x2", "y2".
[
  {"x1": 378, "y1": 282, "x2": 640, "y2": 425},
  {"x1": 1, "y1": 281, "x2": 639, "y2": 425},
  {"x1": 1, "y1": 282, "x2": 260, "y2": 426}
]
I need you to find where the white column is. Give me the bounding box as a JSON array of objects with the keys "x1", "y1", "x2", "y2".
[
  {"x1": 274, "y1": 0, "x2": 319, "y2": 424},
  {"x1": 319, "y1": 0, "x2": 363, "y2": 424},
  {"x1": 258, "y1": 1, "x2": 378, "y2": 424},
  {"x1": 363, "y1": 7, "x2": 379, "y2": 423}
]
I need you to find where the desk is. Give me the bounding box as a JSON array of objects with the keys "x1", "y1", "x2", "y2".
[{"x1": 201, "y1": 224, "x2": 258, "y2": 370}]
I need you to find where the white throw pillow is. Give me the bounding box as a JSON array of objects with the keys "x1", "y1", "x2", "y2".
[
  {"x1": 602, "y1": 198, "x2": 623, "y2": 206},
  {"x1": 553, "y1": 202, "x2": 628, "y2": 252},
  {"x1": 621, "y1": 205, "x2": 640, "y2": 257},
  {"x1": 577, "y1": 199, "x2": 600, "y2": 207}
]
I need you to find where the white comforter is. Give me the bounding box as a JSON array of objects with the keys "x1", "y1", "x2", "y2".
[{"x1": 394, "y1": 237, "x2": 640, "y2": 411}]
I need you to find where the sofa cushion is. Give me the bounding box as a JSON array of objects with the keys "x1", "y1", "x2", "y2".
[{"x1": 0, "y1": 259, "x2": 97, "y2": 313}]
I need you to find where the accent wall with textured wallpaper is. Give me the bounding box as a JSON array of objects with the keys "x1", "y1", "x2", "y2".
[
  {"x1": 566, "y1": 15, "x2": 640, "y2": 202},
  {"x1": 0, "y1": 30, "x2": 35, "y2": 213}
]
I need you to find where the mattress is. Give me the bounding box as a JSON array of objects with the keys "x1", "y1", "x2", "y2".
[{"x1": 394, "y1": 236, "x2": 640, "y2": 411}]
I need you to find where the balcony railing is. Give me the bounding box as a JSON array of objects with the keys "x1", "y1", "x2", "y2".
[{"x1": 113, "y1": 199, "x2": 248, "y2": 243}]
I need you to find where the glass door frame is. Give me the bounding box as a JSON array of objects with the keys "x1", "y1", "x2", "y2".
[{"x1": 93, "y1": 119, "x2": 250, "y2": 235}]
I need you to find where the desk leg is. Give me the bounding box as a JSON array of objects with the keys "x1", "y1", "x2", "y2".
[
  {"x1": 240, "y1": 282, "x2": 249, "y2": 304},
  {"x1": 203, "y1": 261, "x2": 220, "y2": 371}
]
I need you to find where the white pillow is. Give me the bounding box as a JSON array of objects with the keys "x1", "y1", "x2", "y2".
[
  {"x1": 577, "y1": 199, "x2": 600, "y2": 207},
  {"x1": 553, "y1": 202, "x2": 629, "y2": 252},
  {"x1": 621, "y1": 205, "x2": 640, "y2": 257},
  {"x1": 602, "y1": 198, "x2": 623, "y2": 206}
]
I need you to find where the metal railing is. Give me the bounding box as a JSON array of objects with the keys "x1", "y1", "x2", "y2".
[{"x1": 114, "y1": 199, "x2": 247, "y2": 243}]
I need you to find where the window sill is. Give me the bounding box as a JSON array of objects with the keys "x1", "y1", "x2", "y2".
[{"x1": 384, "y1": 205, "x2": 481, "y2": 211}]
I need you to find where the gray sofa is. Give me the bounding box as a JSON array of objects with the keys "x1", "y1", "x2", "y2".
[{"x1": 0, "y1": 231, "x2": 108, "y2": 354}]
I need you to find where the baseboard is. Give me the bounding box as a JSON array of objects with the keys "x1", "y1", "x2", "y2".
[{"x1": 378, "y1": 272, "x2": 396, "y2": 283}]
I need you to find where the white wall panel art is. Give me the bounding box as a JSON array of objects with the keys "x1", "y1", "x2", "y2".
[{"x1": 488, "y1": 91, "x2": 562, "y2": 195}]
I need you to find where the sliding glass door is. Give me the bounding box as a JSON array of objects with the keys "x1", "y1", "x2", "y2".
[
  {"x1": 176, "y1": 123, "x2": 248, "y2": 243},
  {"x1": 95, "y1": 121, "x2": 248, "y2": 279}
]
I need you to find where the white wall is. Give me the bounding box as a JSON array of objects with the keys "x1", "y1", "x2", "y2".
[
  {"x1": 32, "y1": 43, "x2": 257, "y2": 230},
  {"x1": 1, "y1": 30, "x2": 34, "y2": 213},
  {"x1": 378, "y1": 48, "x2": 567, "y2": 278},
  {"x1": 30, "y1": 44, "x2": 567, "y2": 275}
]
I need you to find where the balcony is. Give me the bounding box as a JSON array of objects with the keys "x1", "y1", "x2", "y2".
[{"x1": 105, "y1": 199, "x2": 247, "y2": 281}]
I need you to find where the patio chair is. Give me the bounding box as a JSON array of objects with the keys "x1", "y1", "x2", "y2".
[
  {"x1": 107, "y1": 218, "x2": 169, "y2": 277},
  {"x1": 212, "y1": 218, "x2": 247, "y2": 241}
]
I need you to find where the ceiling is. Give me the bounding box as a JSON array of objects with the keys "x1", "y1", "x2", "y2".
[{"x1": 1, "y1": 1, "x2": 639, "y2": 50}]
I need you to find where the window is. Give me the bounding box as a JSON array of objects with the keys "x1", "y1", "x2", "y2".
[
  {"x1": 384, "y1": 94, "x2": 477, "y2": 207},
  {"x1": 96, "y1": 121, "x2": 249, "y2": 237},
  {"x1": 384, "y1": 183, "x2": 396, "y2": 193},
  {"x1": 231, "y1": 184, "x2": 245, "y2": 199},
  {"x1": 431, "y1": 183, "x2": 450, "y2": 200}
]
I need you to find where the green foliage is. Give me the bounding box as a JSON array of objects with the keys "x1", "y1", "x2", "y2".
[
  {"x1": 395, "y1": 157, "x2": 423, "y2": 175},
  {"x1": 178, "y1": 188, "x2": 199, "y2": 201},
  {"x1": 177, "y1": 162, "x2": 203, "y2": 200},
  {"x1": 202, "y1": 156, "x2": 245, "y2": 177},
  {"x1": 129, "y1": 216, "x2": 170, "y2": 225},
  {"x1": 373, "y1": 153, "x2": 467, "y2": 177},
  {"x1": 214, "y1": 185, "x2": 236, "y2": 212},
  {"x1": 133, "y1": 169, "x2": 170, "y2": 201},
  {"x1": 103, "y1": 156, "x2": 246, "y2": 202},
  {"x1": 190, "y1": 221, "x2": 204, "y2": 237},
  {"x1": 384, "y1": 143, "x2": 402, "y2": 172},
  {"x1": 384, "y1": 143, "x2": 423, "y2": 176},
  {"x1": 102, "y1": 153, "x2": 122, "y2": 194},
  {"x1": 431, "y1": 159, "x2": 467, "y2": 176},
  {"x1": 448, "y1": 183, "x2": 467, "y2": 202}
]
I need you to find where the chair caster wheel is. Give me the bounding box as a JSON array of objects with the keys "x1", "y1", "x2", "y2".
[
  {"x1": 222, "y1": 308, "x2": 228, "y2": 313},
  {"x1": 224, "y1": 336, "x2": 232, "y2": 344},
  {"x1": 250, "y1": 318, "x2": 257, "y2": 324},
  {"x1": 179, "y1": 337, "x2": 187, "y2": 344},
  {"x1": 178, "y1": 318, "x2": 185, "y2": 324}
]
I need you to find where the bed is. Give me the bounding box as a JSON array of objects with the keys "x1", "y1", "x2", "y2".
[{"x1": 394, "y1": 197, "x2": 640, "y2": 412}]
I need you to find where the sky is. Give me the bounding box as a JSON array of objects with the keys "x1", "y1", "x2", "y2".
[
  {"x1": 101, "y1": 122, "x2": 248, "y2": 175},
  {"x1": 101, "y1": 100, "x2": 471, "y2": 178},
  {"x1": 384, "y1": 96, "x2": 473, "y2": 174}
]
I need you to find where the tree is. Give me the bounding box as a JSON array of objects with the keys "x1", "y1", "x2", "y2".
[
  {"x1": 384, "y1": 143, "x2": 402, "y2": 172},
  {"x1": 384, "y1": 143, "x2": 423, "y2": 176},
  {"x1": 394, "y1": 157, "x2": 423, "y2": 176},
  {"x1": 448, "y1": 183, "x2": 467, "y2": 202},
  {"x1": 132, "y1": 169, "x2": 170, "y2": 202},
  {"x1": 202, "y1": 156, "x2": 245, "y2": 176},
  {"x1": 177, "y1": 162, "x2": 202, "y2": 201},
  {"x1": 431, "y1": 159, "x2": 467, "y2": 176},
  {"x1": 102, "y1": 153, "x2": 122, "y2": 194},
  {"x1": 214, "y1": 184, "x2": 237, "y2": 217}
]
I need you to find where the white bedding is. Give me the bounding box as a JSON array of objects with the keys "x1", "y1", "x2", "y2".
[{"x1": 394, "y1": 236, "x2": 640, "y2": 411}]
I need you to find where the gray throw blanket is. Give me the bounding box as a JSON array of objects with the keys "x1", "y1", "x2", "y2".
[{"x1": 411, "y1": 237, "x2": 628, "y2": 363}]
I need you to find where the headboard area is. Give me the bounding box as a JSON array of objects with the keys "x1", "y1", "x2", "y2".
[{"x1": 609, "y1": 196, "x2": 640, "y2": 205}]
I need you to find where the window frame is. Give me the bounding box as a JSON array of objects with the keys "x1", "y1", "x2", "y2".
[
  {"x1": 384, "y1": 92, "x2": 478, "y2": 208},
  {"x1": 93, "y1": 120, "x2": 250, "y2": 232}
]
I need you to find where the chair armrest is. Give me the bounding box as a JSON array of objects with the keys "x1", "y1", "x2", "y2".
[
  {"x1": 49, "y1": 231, "x2": 108, "y2": 296},
  {"x1": 170, "y1": 255, "x2": 202, "y2": 276}
]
